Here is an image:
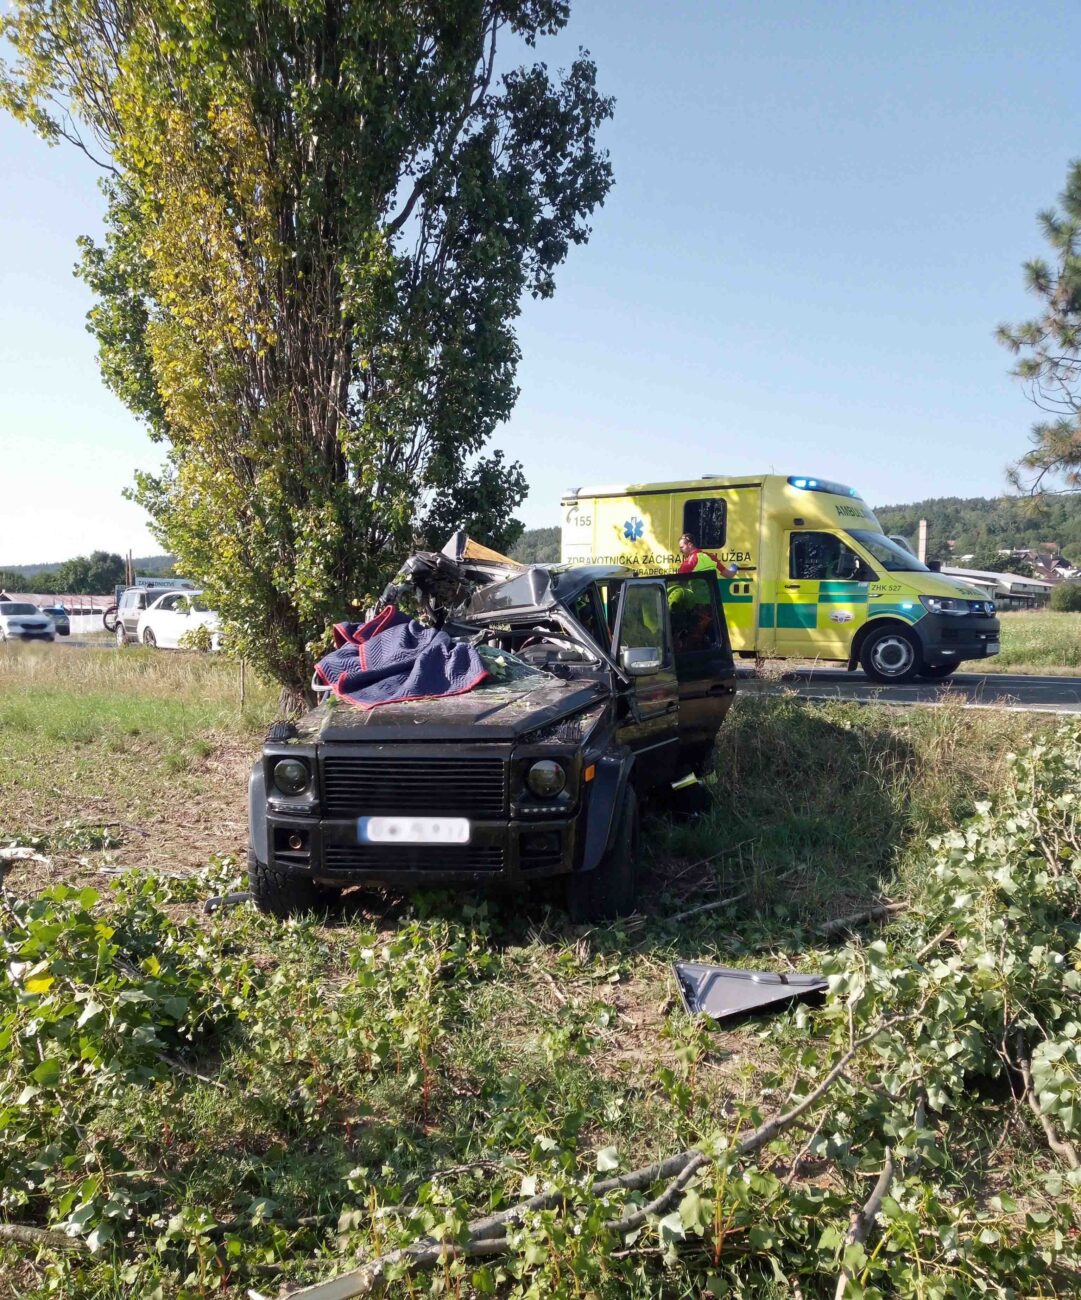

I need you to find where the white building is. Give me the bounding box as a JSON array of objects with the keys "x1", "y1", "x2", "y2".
[{"x1": 939, "y1": 567, "x2": 1053, "y2": 609}]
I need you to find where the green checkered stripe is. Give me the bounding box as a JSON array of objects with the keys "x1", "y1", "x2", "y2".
[
  {"x1": 757, "y1": 584, "x2": 925, "y2": 630},
  {"x1": 818, "y1": 581, "x2": 870, "y2": 604},
  {"x1": 871, "y1": 602, "x2": 926, "y2": 624}
]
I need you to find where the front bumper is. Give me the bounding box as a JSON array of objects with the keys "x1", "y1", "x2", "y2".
[
  {"x1": 914, "y1": 613, "x2": 1000, "y2": 666},
  {"x1": 266, "y1": 814, "x2": 578, "y2": 887},
  {"x1": 9, "y1": 629, "x2": 54, "y2": 640}
]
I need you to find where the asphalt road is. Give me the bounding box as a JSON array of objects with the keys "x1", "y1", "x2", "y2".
[
  {"x1": 18, "y1": 637, "x2": 1081, "y2": 714},
  {"x1": 739, "y1": 666, "x2": 1081, "y2": 714}
]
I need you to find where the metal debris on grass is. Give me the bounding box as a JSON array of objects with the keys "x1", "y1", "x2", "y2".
[{"x1": 673, "y1": 960, "x2": 827, "y2": 1021}]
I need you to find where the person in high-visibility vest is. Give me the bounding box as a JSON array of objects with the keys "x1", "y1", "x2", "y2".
[
  {"x1": 677, "y1": 532, "x2": 738, "y2": 580},
  {"x1": 668, "y1": 533, "x2": 735, "y2": 649}
]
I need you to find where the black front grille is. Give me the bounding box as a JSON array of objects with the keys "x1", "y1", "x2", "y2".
[
  {"x1": 321, "y1": 756, "x2": 507, "y2": 818},
  {"x1": 323, "y1": 843, "x2": 505, "y2": 873}
]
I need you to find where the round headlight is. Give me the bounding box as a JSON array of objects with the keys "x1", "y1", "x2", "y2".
[
  {"x1": 526, "y1": 759, "x2": 566, "y2": 797},
  {"x1": 272, "y1": 757, "x2": 310, "y2": 796}
]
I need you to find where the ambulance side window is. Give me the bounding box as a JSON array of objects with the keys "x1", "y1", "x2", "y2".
[
  {"x1": 682, "y1": 499, "x2": 726, "y2": 548},
  {"x1": 790, "y1": 532, "x2": 868, "y2": 581}
]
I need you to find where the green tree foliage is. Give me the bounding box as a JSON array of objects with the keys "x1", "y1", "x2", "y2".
[
  {"x1": 998, "y1": 159, "x2": 1081, "y2": 493},
  {"x1": 875, "y1": 494, "x2": 1081, "y2": 565},
  {"x1": 1051, "y1": 579, "x2": 1081, "y2": 611},
  {"x1": 510, "y1": 525, "x2": 561, "y2": 563},
  {"x1": 54, "y1": 550, "x2": 125, "y2": 594},
  {"x1": 0, "y1": 570, "x2": 29, "y2": 592},
  {"x1": 1, "y1": 1, "x2": 613, "y2": 698}
]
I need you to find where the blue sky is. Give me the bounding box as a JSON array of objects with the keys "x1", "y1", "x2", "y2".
[{"x1": 3, "y1": 1, "x2": 1080, "y2": 565}]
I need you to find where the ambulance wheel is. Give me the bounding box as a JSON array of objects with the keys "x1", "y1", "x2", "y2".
[
  {"x1": 920, "y1": 663, "x2": 957, "y2": 680},
  {"x1": 860, "y1": 625, "x2": 920, "y2": 684},
  {"x1": 247, "y1": 848, "x2": 340, "y2": 919},
  {"x1": 566, "y1": 785, "x2": 639, "y2": 923}
]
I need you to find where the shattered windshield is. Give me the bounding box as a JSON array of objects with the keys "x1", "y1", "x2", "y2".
[{"x1": 475, "y1": 644, "x2": 550, "y2": 689}]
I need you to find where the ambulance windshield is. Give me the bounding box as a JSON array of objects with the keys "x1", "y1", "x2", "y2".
[{"x1": 847, "y1": 530, "x2": 929, "y2": 573}]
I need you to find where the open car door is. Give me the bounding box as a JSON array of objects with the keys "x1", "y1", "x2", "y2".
[
  {"x1": 611, "y1": 578, "x2": 680, "y2": 792},
  {"x1": 664, "y1": 571, "x2": 737, "y2": 772}
]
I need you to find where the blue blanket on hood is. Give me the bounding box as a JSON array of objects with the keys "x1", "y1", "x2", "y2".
[{"x1": 314, "y1": 607, "x2": 489, "y2": 711}]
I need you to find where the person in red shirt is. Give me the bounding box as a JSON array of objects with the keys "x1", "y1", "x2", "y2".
[{"x1": 677, "y1": 533, "x2": 738, "y2": 579}]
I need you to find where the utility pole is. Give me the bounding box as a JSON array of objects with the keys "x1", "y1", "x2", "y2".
[{"x1": 917, "y1": 519, "x2": 928, "y2": 563}]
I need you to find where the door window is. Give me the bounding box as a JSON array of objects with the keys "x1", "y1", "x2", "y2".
[
  {"x1": 667, "y1": 575, "x2": 721, "y2": 651},
  {"x1": 790, "y1": 533, "x2": 869, "y2": 582},
  {"x1": 682, "y1": 498, "x2": 727, "y2": 549},
  {"x1": 616, "y1": 584, "x2": 666, "y2": 653}
]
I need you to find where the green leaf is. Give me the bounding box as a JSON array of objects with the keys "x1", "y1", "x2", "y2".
[
  {"x1": 595, "y1": 1145, "x2": 619, "y2": 1171},
  {"x1": 31, "y1": 1057, "x2": 61, "y2": 1087}
]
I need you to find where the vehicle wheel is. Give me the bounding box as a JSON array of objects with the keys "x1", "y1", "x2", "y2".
[
  {"x1": 920, "y1": 663, "x2": 957, "y2": 680},
  {"x1": 102, "y1": 605, "x2": 119, "y2": 633},
  {"x1": 115, "y1": 624, "x2": 128, "y2": 647},
  {"x1": 859, "y1": 625, "x2": 920, "y2": 684},
  {"x1": 142, "y1": 627, "x2": 157, "y2": 648},
  {"x1": 566, "y1": 785, "x2": 639, "y2": 923},
  {"x1": 247, "y1": 848, "x2": 340, "y2": 919}
]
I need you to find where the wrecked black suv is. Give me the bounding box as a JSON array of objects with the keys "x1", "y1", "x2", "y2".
[{"x1": 248, "y1": 535, "x2": 737, "y2": 922}]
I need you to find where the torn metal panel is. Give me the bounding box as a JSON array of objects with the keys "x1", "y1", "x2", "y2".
[{"x1": 673, "y1": 961, "x2": 827, "y2": 1021}]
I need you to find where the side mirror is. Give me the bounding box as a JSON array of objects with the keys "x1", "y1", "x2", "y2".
[
  {"x1": 620, "y1": 646, "x2": 662, "y2": 676},
  {"x1": 927, "y1": 560, "x2": 942, "y2": 573}
]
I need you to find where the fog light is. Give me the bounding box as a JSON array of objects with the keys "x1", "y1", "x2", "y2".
[
  {"x1": 526, "y1": 759, "x2": 566, "y2": 797},
  {"x1": 288, "y1": 832, "x2": 304, "y2": 851},
  {"x1": 273, "y1": 757, "x2": 310, "y2": 796}
]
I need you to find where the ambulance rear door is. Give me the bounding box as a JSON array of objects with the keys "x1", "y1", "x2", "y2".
[{"x1": 672, "y1": 486, "x2": 759, "y2": 653}]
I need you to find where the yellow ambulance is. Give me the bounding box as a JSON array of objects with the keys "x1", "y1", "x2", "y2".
[{"x1": 560, "y1": 474, "x2": 1000, "y2": 683}]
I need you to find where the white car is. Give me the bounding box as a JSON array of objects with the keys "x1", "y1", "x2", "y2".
[
  {"x1": 0, "y1": 600, "x2": 55, "y2": 642},
  {"x1": 135, "y1": 591, "x2": 221, "y2": 650}
]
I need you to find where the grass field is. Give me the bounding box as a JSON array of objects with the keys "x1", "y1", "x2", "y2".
[
  {"x1": 985, "y1": 609, "x2": 1081, "y2": 673},
  {"x1": 1, "y1": 645, "x2": 1079, "y2": 1297}
]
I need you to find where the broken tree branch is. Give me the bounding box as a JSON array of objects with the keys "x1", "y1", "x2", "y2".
[
  {"x1": 670, "y1": 890, "x2": 748, "y2": 924},
  {"x1": 0, "y1": 1222, "x2": 90, "y2": 1253},
  {"x1": 833, "y1": 1150, "x2": 895, "y2": 1300},
  {"x1": 288, "y1": 1011, "x2": 916, "y2": 1299},
  {"x1": 1016, "y1": 1031, "x2": 1080, "y2": 1170},
  {"x1": 817, "y1": 902, "x2": 906, "y2": 939}
]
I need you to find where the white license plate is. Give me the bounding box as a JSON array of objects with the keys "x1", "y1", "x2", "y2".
[
  {"x1": 357, "y1": 816, "x2": 470, "y2": 845},
  {"x1": 986, "y1": 641, "x2": 1000, "y2": 655}
]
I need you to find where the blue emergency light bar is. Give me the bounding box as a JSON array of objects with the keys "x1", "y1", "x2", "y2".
[{"x1": 787, "y1": 476, "x2": 861, "y2": 498}]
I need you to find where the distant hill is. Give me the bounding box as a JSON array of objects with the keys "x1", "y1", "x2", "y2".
[
  {"x1": 510, "y1": 527, "x2": 560, "y2": 564},
  {"x1": 4, "y1": 554, "x2": 175, "y2": 577},
  {"x1": 872, "y1": 497, "x2": 1081, "y2": 563}
]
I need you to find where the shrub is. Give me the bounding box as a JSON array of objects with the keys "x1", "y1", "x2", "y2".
[{"x1": 1050, "y1": 580, "x2": 1081, "y2": 611}]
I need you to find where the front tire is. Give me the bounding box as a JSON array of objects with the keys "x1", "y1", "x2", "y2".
[
  {"x1": 142, "y1": 627, "x2": 157, "y2": 648},
  {"x1": 247, "y1": 848, "x2": 340, "y2": 919},
  {"x1": 859, "y1": 625, "x2": 920, "y2": 684},
  {"x1": 566, "y1": 785, "x2": 639, "y2": 923},
  {"x1": 920, "y1": 662, "x2": 957, "y2": 680}
]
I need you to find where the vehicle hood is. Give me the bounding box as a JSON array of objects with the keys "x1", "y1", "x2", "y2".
[
  {"x1": 903, "y1": 573, "x2": 994, "y2": 601},
  {"x1": 312, "y1": 673, "x2": 607, "y2": 743}
]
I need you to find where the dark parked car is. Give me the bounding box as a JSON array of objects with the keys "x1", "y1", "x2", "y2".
[
  {"x1": 248, "y1": 535, "x2": 737, "y2": 922},
  {"x1": 38, "y1": 605, "x2": 70, "y2": 636}
]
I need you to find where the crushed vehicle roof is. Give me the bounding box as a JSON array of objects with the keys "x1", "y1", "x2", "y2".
[{"x1": 464, "y1": 564, "x2": 633, "y2": 618}]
